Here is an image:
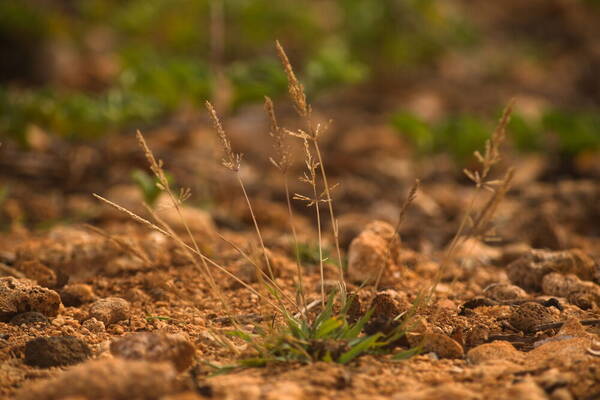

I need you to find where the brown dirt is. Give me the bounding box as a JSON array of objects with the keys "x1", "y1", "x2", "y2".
[{"x1": 0, "y1": 111, "x2": 599, "y2": 400}]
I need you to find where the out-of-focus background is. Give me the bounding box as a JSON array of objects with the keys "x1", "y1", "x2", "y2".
[
  {"x1": 0, "y1": 0, "x2": 599, "y2": 230},
  {"x1": 2, "y1": 0, "x2": 600, "y2": 151}
]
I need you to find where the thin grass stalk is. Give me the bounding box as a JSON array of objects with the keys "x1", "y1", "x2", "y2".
[
  {"x1": 312, "y1": 142, "x2": 345, "y2": 285},
  {"x1": 424, "y1": 101, "x2": 515, "y2": 306},
  {"x1": 236, "y1": 173, "x2": 277, "y2": 281},
  {"x1": 275, "y1": 41, "x2": 345, "y2": 288},
  {"x1": 264, "y1": 96, "x2": 307, "y2": 317},
  {"x1": 93, "y1": 194, "x2": 285, "y2": 315},
  {"x1": 135, "y1": 131, "x2": 235, "y2": 317},
  {"x1": 373, "y1": 179, "x2": 420, "y2": 292},
  {"x1": 206, "y1": 101, "x2": 277, "y2": 283},
  {"x1": 215, "y1": 231, "x2": 300, "y2": 312},
  {"x1": 312, "y1": 170, "x2": 326, "y2": 307},
  {"x1": 284, "y1": 177, "x2": 307, "y2": 315}
]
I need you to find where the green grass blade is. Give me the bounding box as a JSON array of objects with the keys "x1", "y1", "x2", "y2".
[
  {"x1": 342, "y1": 308, "x2": 374, "y2": 340},
  {"x1": 392, "y1": 346, "x2": 422, "y2": 360},
  {"x1": 338, "y1": 333, "x2": 382, "y2": 364},
  {"x1": 316, "y1": 317, "x2": 343, "y2": 338}
]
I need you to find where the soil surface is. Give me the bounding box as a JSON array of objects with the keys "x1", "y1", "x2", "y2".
[{"x1": 1, "y1": 109, "x2": 599, "y2": 400}]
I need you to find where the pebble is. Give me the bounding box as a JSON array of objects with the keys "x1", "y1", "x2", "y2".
[
  {"x1": 82, "y1": 317, "x2": 105, "y2": 333},
  {"x1": 9, "y1": 311, "x2": 49, "y2": 326},
  {"x1": 484, "y1": 283, "x2": 528, "y2": 301},
  {"x1": 509, "y1": 302, "x2": 558, "y2": 332},
  {"x1": 507, "y1": 249, "x2": 597, "y2": 292},
  {"x1": 409, "y1": 333, "x2": 464, "y2": 359},
  {"x1": 15, "y1": 358, "x2": 178, "y2": 400},
  {"x1": 347, "y1": 220, "x2": 398, "y2": 284},
  {"x1": 526, "y1": 337, "x2": 591, "y2": 366},
  {"x1": 15, "y1": 260, "x2": 58, "y2": 288},
  {"x1": 110, "y1": 332, "x2": 195, "y2": 372},
  {"x1": 466, "y1": 341, "x2": 524, "y2": 365},
  {"x1": 0, "y1": 277, "x2": 61, "y2": 321},
  {"x1": 89, "y1": 297, "x2": 130, "y2": 326},
  {"x1": 60, "y1": 284, "x2": 97, "y2": 307},
  {"x1": 24, "y1": 336, "x2": 91, "y2": 368}
]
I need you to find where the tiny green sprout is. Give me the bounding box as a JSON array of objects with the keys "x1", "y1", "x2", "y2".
[{"x1": 131, "y1": 169, "x2": 172, "y2": 206}]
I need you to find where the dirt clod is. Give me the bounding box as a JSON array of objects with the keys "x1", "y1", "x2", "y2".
[
  {"x1": 9, "y1": 311, "x2": 49, "y2": 326},
  {"x1": 509, "y1": 302, "x2": 558, "y2": 332},
  {"x1": 466, "y1": 341, "x2": 524, "y2": 364},
  {"x1": 484, "y1": 283, "x2": 528, "y2": 301},
  {"x1": 60, "y1": 283, "x2": 97, "y2": 307},
  {"x1": 24, "y1": 336, "x2": 91, "y2": 368},
  {"x1": 15, "y1": 260, "x2": 58, "y2": 288},
  {"x1": 347, "y1": 220, "x2": 398, "y2": 284},
  {"x1": 82, "y1": 317, "x2": 105, "y2": 333},
  {"x1": 0, "y1": 277, "x2": 61, "y2": 321},
  {"x1": 88, "y1": 297, "x2": 130, "y2": 326},
  {"x1": 110, "y1": 332, "x2": 195, "y2": 372},
  {"x1": 507, "y1": 249, "x2": 597, "y2": 292},
  {"x1": 410, "y1": 333, "x2": 464, "y2": 359},
  {"x1": 15, "y1": 358, "x2": 178, "y2": 400}
]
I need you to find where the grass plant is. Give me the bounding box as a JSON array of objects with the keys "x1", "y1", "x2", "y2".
[{"x1": 93, "y1": 41, "x2": 516, "y2": 372}]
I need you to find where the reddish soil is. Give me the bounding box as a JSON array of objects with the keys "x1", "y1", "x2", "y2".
[{"x1": 0, "y1": 109, "x2": 599, "y2": 400}]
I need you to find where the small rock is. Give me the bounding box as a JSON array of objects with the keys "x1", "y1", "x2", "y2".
[
  {"x1": 409, "y1": 333, "x2": 464, "y2": 359},
  {"x1": 541, "y1": 273, "x2": 581, "y2": 298},
  {"x1": 15, "y1": 260, "x2": 58, "y2": 288},
  {"x1": 509, "y1": 302, "x2": 558, "y2": 332},
  {"x1": 89, "y1": 297, "x2": 130, "y2": 326},
  {"x1": 15, "y1": 359, "x2": 178, "y2": 400},
  {"x1": 0, "y1": 277, "x2": 61, "y2": 321},
  {"x1": 347, "y1": 220, "x2": 399, "y2": 284},
  {"x1": 527, "y1": 337, "x2": 591, "y2": 366},
  {"x1": 82, "y1": 317, "x2": 105, "y2": 333},
  {"x1": 567, "y1": 289, "x2": 597, "y2": 310},
  {"x1": 110, "y1": 332, "x2": 195, "y2": 372},
  {"x1": 484, "y1": 283, "x2": 528, "y2": 301},
  {"x1": 507, "y1": 249, "x2": 597, "y2": 292},
  {"x1": 467, "y1": 341, "x2": 524, "y2": 364},
  {"x1": 60, "y1": 284, "x2": 96, "y2": 307},
  {"x1": 24, "y1": 336, "x2": 91, "y2": 368},
  {"x1": 10, "y1": 311, "x2": 49, "y2": 326},
  {"x1": 372, "y1": 290, "x2": 407, "y2": 319}
]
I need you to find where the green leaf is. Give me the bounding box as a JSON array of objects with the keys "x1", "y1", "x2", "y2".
[
  {"x1": 316, "y1": 317, "x2": 343, "y2": 338},
  {"x1": 239, "y1": 357, "x2": 269, "y2": 368},
  {"x1": 343, "y1": 308, "x2": 374, "y2": 340},
  {"x1": 392, "y1": 346, "x2": 422, "y2": 360},
  {"x1": 285, "y1": 315, "x2": 307, "y2": 339},
  {"x1": 338, "y1": 333, "x2": 382, "y2": 364},
  {"x1": 224, "y1": 330, "x2": 253, "y2": 343},
  {"x1": 313, "y1": 291, "x2": 337, "y2": 332}
]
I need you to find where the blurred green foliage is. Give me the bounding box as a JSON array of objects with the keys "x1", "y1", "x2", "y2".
[
  {"x1": 1, "y1": 0, "x2": 598, "y2": 159},
  {"x1": 0, "y1": 0, "x2": 472, "y2": 141},
  {"x1": 392, "y1": 108, "x2": 600, "y2": 162}
]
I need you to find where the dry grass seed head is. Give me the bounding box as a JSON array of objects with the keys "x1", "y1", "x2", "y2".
[
  {"x1": 264, "y1": 96, "x2": 291, "y2": 173},
  {"x1": 275, "y1": 40, "x2": 310, "y2": 118},
  {"x1": 464, "y1": 100, "x2": 514, "y2": 187},
  {"x1": 205, "y1": 101, "x2": 242, "y2": 172}
]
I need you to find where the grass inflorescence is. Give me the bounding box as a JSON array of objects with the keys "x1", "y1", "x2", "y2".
[{"x1": 93, "y1": 41, "x2": 516, "y2": 372}]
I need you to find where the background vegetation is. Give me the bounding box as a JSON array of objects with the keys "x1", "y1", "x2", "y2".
[{"x1": 1, "y1": 0, "x2": 599, "y2": 159}]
